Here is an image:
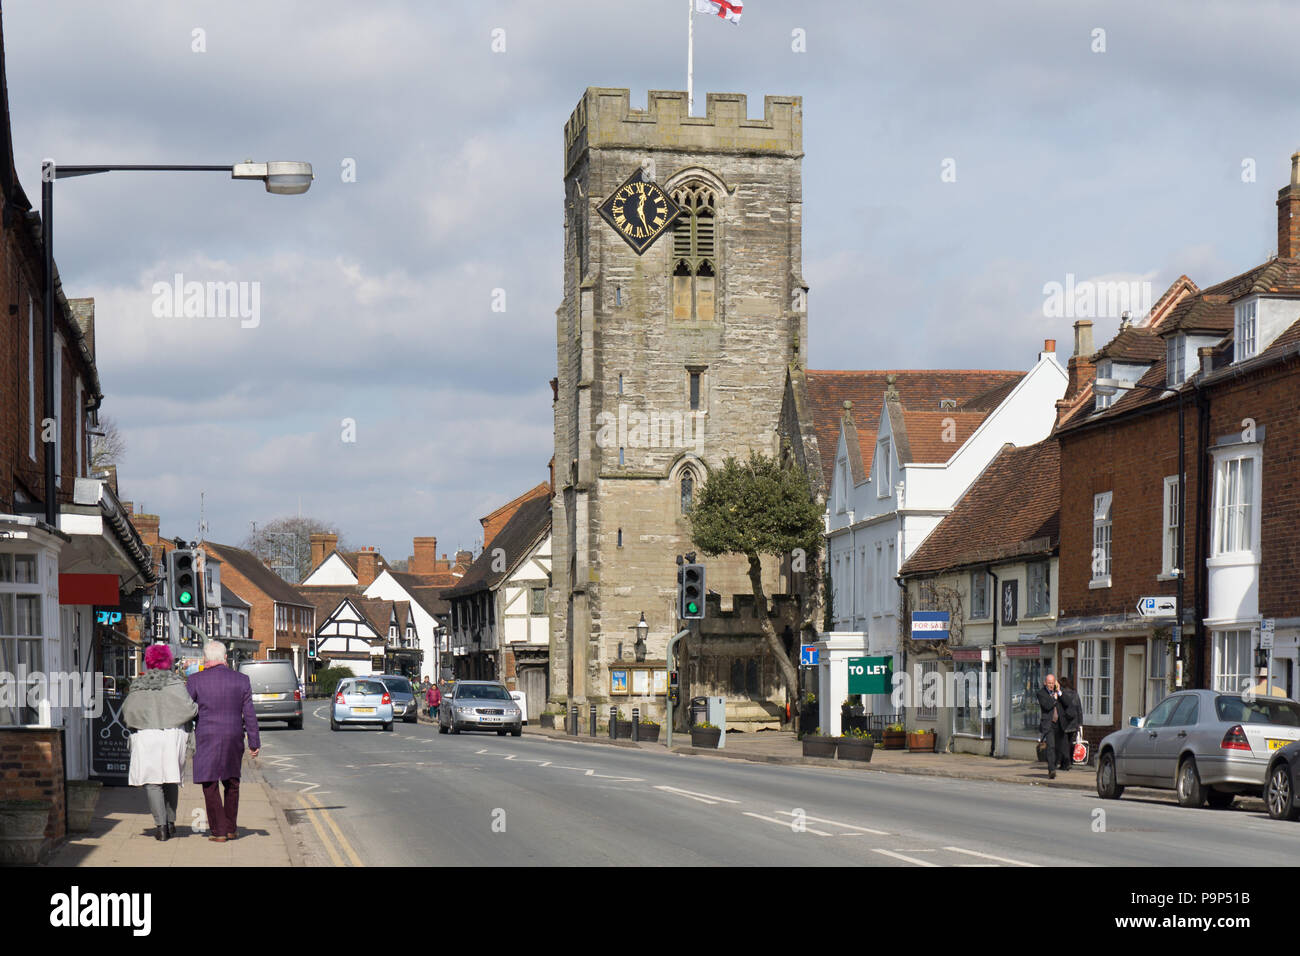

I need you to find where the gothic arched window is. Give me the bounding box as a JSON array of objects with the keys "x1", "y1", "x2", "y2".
[
  {"x1": 671, "y1": 182, "x2": 717, "y2": 321},
  {"x1": 680, "y1": 474, "x2": 695, "y2": 515}
]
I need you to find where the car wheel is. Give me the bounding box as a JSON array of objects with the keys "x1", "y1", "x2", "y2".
[
  {"x1": 497, "y1": 729, "x2": 507, "y2": 736},
  {"x1": 290, "y1": 718, "x2": 303, "y2": 730},
  {"x1": 1177, "y1": 757, "x2": 1206, "y2": 808},
  {"x1": 511, "y1": 727, "x2": 522, "y2": 738},
  {"x1": 405, "y1": 714, "x2": 417, "y2": 724},
  {"x1": 383, "y1": 721, "x2": 394, "y2": 732},
  {"x1": 449, "y1": 721, "x2": 459, "y2": 735},
  {"x1": 1096, "y1": 751, "x2": 1124, "y2": 799},
  {"x1": 1206, "y1": 789, "x2": 1236, "y2": 810},
  {"x1": 330, "y1": 716, "x2": 339, "y2": 732},
  {"x1": 1266, "y1": 762, "x2": 1300, "y2": 821},
  {"x1": 438, "y1": 721, "x2": 448, "y2": 734}
]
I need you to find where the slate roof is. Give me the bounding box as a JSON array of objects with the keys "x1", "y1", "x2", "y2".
[
  {"x1": 220, "y1": 584, "x2": 250, "y2": 610},
  {"x1": 900, "y1": 438, "x2": 1060, "y2": 576},
  {"x1": 804, "y1": 369, "x2": 1025, "y2": 490},
  {"x1": 1160, "y1": 294, "x2": 1234, "y2": 335},
  {"x1": 204, "y1": 541, "x2": 314, "y2": 608},
  {"x1": 1200, "y1": 257, "x2": 1300, "y2": 301},
  {"x1": 1094, "y1": 324, "x2": 1165, "y2": 363},
  {"x1": 448, "y1": 494, "x2": 552, "y2": 597}
]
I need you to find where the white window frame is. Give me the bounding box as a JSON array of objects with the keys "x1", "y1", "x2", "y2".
[
  {"x1": 1026, "y1": 561, "x2": 1050, "y2": 617},
  {"x1": 836, "y1": 456, "x2": 848, "y2": 514},
  {"x1": 1094, "y1": 360, "x2": 1114, "y2": 410},
  {"x1": 1161, "y1": 475, "x2": 1180, "y2": 577},
  {"x1": 876, "y1": 438, "x2": 891, "y2": 498},
  {"x1": 1213, "y1": 629, "x2": 1254, "y2": 695},
  {"x1": 1091, "y1": 492, "x2": 1112, "y2": 588},
  {"x1": 1078, "y1": 638, "x2": 1113, "y2": 724},
  {"x1": 970, "y1": 570, "x2": 989, "y2": 620},
  {"x1": 1148, "y1": 637, "x2": 1169, "y2": 709},
  {"x1": 1234, "y1": 299, "x2": 1257, "y2": 362},
  {"x1": 0, "y1": 549, "x2": 52, "y2": 727},
  {"x1": 1166, "y1": 335, "x2": 1185, "y2": 387},
  {"x1": 1211, "y1": 449, "x2": 1261, "y2": 561}
]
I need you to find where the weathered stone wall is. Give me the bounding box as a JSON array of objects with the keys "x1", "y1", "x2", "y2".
[{"x1": 553, "y1": 88, "x2": 807, "y2": 709}]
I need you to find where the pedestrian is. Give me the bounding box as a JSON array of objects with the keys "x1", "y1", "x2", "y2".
[
  {"x1": 1057, "y1": 676, "x2": 1083, "y2": 771},
  {"x1": 187, "y1": 640, "x2": 260, "y2": 842},
  {"x1": 1036, "y1": 673, "x2": 1068, "y2": 779},
  {"x1": 121, "y1": 643, "x2": 198, "y2": 841},
  {"x1": 426, "y1": 680, "x2": 441, "y2": 718}
]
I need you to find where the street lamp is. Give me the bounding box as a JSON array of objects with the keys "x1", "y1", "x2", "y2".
[
  {"x1": 634, "y1": 612, "x2": 648, "y2": 662},
  {"x1": 1093, "y1": 376, "x2": 1188, "y2": 687},
  {"x1": 39, "y1": 159, "x2": 314, "y2": 526}
]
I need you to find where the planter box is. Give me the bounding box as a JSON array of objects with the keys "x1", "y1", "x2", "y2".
[
  {"x1": 690, "y1": 727, "x2": 722, "y2": 748},
  {"x1": 882, "y1": 730, "x2": 906, "y2": 750},
  {"x1": 66, "y1": 779, "x2": 103, "y2": 833},
  {"x1": 0, "y1": 801, "x2": 52, "y2": 866},
  {"x1": 801, "y1": 736, "x2": 838, "y2": 759},
  {"x1": 610, "y1": 720, "x2": 635, "y2": 739},
  {"x1": 836, "y1": 738, "x2": 874, "y2": 762},
  {"x1": 540, "y1": 714, "x2": 558, "y2": 729},
  {"x1": 908, "y1": 732, "x2": 937, "y2": 752},
  {"x1": 635, "y1": 724, "x2": 661, "y2": 743}
]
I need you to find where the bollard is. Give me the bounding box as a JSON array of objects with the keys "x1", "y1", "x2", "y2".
[
  {"x1": 632, "y1": 707, "x2": 640, "y2": 742},
  {"x1": 589, "y1": 704, "x2": 596, "y2": 737},
  {"x1": 610, "y1": 706, "x2": 619, "y2": 739},
  {"x1": 569, "y1": 704, "x2": 578, "y2": 736}
]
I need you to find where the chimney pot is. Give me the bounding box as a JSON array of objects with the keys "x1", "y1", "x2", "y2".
[{"x1": 1044, "y1": 338, "x2": 1056, "y2": 353}]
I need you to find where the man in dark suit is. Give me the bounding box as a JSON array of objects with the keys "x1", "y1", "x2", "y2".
[
  {"x1": 187, "y1": 641, "x2": 260, "y2": 842},
  {"x1": 1057, "y1": 677, "x2": 1083, "y2": 772},
  {"x1": 1036, "y1": 673, "x2": 1067, "y2": 780}
]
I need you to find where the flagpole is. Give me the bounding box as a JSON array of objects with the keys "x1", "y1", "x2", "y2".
[{"x1": 687, "y1": 0, "x2": 694, "y2": 115}]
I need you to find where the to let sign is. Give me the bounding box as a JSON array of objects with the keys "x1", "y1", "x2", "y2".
[
  {"x1": 911, "y1": 611, "x2": 950, "y2": 640},
  {"x1": 848, "y1": 656, "x2": 893, "y2": 695}
]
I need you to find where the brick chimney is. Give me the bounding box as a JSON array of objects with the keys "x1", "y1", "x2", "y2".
[
  {"x1": 133, "y1": 513, "x2": 161, "y2": 550},
  {"x1": 1066, "y1": 320, "x2": 1095, "y2": 399},
  {"x1": 454, "y1": 550, "x2": 474, "y2": 573},
  {"x1": 356, "y1": 547, "x2": 381, "y2": 588},
  {"x1": 1279, "y1": 151, "x2": 1300, "y2": 258},
  {"x1": 310, "y1": 532, "x2": 338, "y2": 571},
  {"x1": 410, "y1": 537, "x2": 438, "y2": 575}
]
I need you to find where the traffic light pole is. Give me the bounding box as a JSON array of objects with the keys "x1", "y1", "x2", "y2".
[{"x1": 664, "y1": 626, "x2": 692, "y2": 750}]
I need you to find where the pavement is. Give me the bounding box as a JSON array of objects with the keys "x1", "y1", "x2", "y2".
[{"x1": 43, "y1": 754, "x2": 301, "y2": 867}]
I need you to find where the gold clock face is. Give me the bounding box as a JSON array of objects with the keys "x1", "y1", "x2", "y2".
[{"x1": 597, "y1": 170, "x2": 682, "y2": 255}]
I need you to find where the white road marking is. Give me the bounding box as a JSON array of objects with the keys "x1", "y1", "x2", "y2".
[
  {"x1": 743, "y1": 811, "x2": 832, "y2": 836},
  {"x1": 654, "y1": 785, "x2": 741, "y2": 804},
  {"x1": 941, "y1": 846, "x2": 1038, "y2": 867},
  {"x1": 772, "y1": 810, "x2": 889, "y2": 835},
  {"x1": 873, "y1": 848, "x2": 939, "y2": 867}
]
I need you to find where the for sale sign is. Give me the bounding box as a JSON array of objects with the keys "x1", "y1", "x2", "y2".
[{"x1": 911, "y1": 610, "x2": 950, "y2": 640}]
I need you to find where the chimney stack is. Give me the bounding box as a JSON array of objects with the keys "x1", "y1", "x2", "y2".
[
  {"x1": 1062, "y1": 319, "x2": 1096, "y2": 400},
  {"x1": 357, "y1": 547, "x2": 381, "y2": 588},
  {"x1": 1278, "y1": 151, "x2": 1300, "y2": 258},
  {"x1": 310, "y1": 532, "x2": 338, "y2": 572},
  {"x1": 133, "y1": 513, "x2": 161, "y2": 549},
  {"x1": 410, "y1": 537, "x2": 439, "y2": 575}
]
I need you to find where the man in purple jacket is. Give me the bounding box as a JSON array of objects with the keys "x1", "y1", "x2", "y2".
[{"x1": 187, "y1": 640, "x2": 261, "y2": 842}]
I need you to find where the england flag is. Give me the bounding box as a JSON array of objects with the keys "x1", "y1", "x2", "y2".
[{"x1": 696, "y1": 0, "x2": 742, "y2": 24}]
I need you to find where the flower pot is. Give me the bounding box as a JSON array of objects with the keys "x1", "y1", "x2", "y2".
[
  {"x1": 882, "y1": 730, "x2": 906, "y2": 750},
  {"x1": 635, "y1": 724, "x2": 661, "y2": 743},
  {"x1": 66, "y1": 779, "x2": 103, "y2": 833},
  {"x1": 0, "y1": 800, "x2": 52, "y2": 866},
  {"x1": 801, "y1": 736, "x2": 838, "y2": 759},
  {"x1": 690, "y1": 727, "x2": 722, "y2": 748},
  {"x1": 836, "y1": 738, "x2": 874, "y2": 762},
  {"x1": 610, "y1": 720, "x2": 635, "y2": 739},
  {"x1": 907, "y1": 732, "x2": 936, "y2": 752}
]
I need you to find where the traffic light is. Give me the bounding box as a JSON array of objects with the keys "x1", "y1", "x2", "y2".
[
  {"x1": 307, "y1": 638, "x2": 317, "y2": 660},
  {"x1": 168, "y1": 549, "x2": 203, "y2": 615},
  {"x1": 680, "y1": 563, "x2": 705, "y2": 619}
]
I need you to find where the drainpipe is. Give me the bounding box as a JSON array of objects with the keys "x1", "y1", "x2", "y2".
[
  {"x1": 895, "y1": 573, "x2": 907, "y2": 731},
  {"x1": 1193, "y1": 379, "x2": 1211, "y2": 689},
  {"x1": 987, "y1": 567, "x2": 999, "y2": 757}
]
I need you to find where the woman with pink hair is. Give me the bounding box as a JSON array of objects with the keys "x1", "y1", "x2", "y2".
[{"x1": 122, "y1": 643, "x2": 198, "y2": 841}]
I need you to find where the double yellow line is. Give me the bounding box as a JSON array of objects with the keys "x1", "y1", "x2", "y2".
[{"x1": 298, "y1": 792, "x2": 364, "y2": 867}]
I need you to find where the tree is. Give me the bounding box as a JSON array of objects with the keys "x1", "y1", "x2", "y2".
[
  {"x1": 688, "y1": 452, "x2": 825, "y2": 701},
  {"x1": 240, "y1": 516, "x2": 348, "y2": 584},
  {"x1": 90, "y1": 414, "x2": 126, "y2": 472}
]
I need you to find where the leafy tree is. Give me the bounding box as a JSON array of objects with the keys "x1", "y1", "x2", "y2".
[
  {"x1": 689, "y1": 452, "x2": 824, "y2": 700},
  {"x1": 313, "y1": 665, "x2": 355, "y2": 697},
  {"x1": 240, "y1": 516, "x2": 348, "y2": 584}
]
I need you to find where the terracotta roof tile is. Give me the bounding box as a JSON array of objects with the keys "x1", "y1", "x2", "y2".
[
  {"x1": 449, "y1": 494, "x2": 551, "y2": 597},
  {"x1": 1094, "y1": 325, "x2": 1164, "y2": 363},
  {"x1": 897, "y1": 409, "x2": 990, "y2": 464},
  {"x1": 900, "y1": 438, "x2": 1060, "y2": 576}
]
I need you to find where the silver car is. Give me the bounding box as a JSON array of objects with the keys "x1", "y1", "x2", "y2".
[
  {"x1": 1096, "y1": 689, "x2": 1300, "y2": 807},
  {"x1": 438, "y1": 680, "x2": 523, "y2": 736},
  {"x1": 330, "y1": 677, "x2": 395, "y2": 732}
]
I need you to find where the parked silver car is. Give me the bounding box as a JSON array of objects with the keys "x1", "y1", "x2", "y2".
[
  {"x1": 438, "y1": 680, "x2": 523, "y2": 736},
  {"x1": 1096, "y1": 689, "x2": 1300, "y2": 807},
  {"x1": 239, "y1": 659, "x2": 303, "y2": 729}
]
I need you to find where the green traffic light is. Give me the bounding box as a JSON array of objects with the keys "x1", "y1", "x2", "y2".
[
  {"x1": 179, "y1": 590, "x2": 193, "y2": 605},
  {"x1": 687, "y1": 601, "x2": 699, "y2": 614}
]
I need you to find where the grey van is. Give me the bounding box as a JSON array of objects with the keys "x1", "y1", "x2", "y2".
[{"x1": 238, "y1": 659, "x2": 303, "y2": 729}]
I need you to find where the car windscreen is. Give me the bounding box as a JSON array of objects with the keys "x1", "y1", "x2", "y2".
[
  {"x1": 351, "y1": 681, "x2": 387, "y2": 696},
  {"x1": 1216, "y1": 696, "x2": 1300, "y2": 726},
  {"x1": 459, "y1": 684, "x2": 511, "y2": 700},
  {"x1": 382, "y1": 677, "x2": 412, "y2": 694}
]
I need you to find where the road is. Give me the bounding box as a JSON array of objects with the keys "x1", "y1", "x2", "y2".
[{"x1": 252, "y1": 703, "x2": 1300, "y2": 867}]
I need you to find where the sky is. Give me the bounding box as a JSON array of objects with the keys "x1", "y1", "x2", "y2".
[{"x1": 5, "y1": 0, "x2": 1299, "y2": 563}]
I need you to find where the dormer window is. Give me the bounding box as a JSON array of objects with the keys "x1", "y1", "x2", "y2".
[
  {"x1": 876, "y1": 438, "x2": 892, "y2": 498},
  {"x1": 836, "y1": 457, "x2": 849, "y2": 513},
  {"x1": 1095, "y1": 360, "x2": 1114, "y2": 410},
  {"x1": 1166, "y1": 335, "x2": 1186, "y2": 387},
  {"x1": 1235, "y1": 299, "x2": 1257, "y2": 362}
]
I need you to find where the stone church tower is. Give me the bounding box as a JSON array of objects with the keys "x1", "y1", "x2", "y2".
[{"x1": 551, "y1": 88, "x2": 807, "y2": 711}]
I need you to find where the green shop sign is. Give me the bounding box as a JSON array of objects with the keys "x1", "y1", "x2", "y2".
[{"x1": 848, "y1": 656, "x2": 893, "y2": 695}]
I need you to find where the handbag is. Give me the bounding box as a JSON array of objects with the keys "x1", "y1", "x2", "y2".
[
  {"x1": 1036, "y1": 734, "x2": 1048, "y2": 763},
  {"x1": 1072, "y1": 730, "x2": 1089, "y2": 764}
]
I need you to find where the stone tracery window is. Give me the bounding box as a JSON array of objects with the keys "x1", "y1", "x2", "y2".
[{"x1": 671, "y1": 182, "x2": 717, "y2": 321}]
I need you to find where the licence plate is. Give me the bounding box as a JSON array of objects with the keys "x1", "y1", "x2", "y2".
[
  {"x1": 354, "y1": 707, "x2": 375, "y2": 715},
  {"x1": 1268, "y1": 738, "x2": 1290, "y2": 751},
  {"x1": 254, "y1": 693, "x2": 286, "y2": 702},
  {"x1": 480, "y1": 716, "x2": 499, "y2": 722}
]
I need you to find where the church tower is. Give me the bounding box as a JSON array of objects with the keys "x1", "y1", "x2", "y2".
[{"x1": 551, "y1": 88, "x2": 806, "y2": 708}]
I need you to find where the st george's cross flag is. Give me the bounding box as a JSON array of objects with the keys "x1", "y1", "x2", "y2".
[{"x1": 696, "y1": 0, "x2": 742, "y2": 24}]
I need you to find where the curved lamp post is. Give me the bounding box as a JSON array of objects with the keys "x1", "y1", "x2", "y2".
[{"x1": 40, "y1": 160, "x2": 314, "y2": 525}]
